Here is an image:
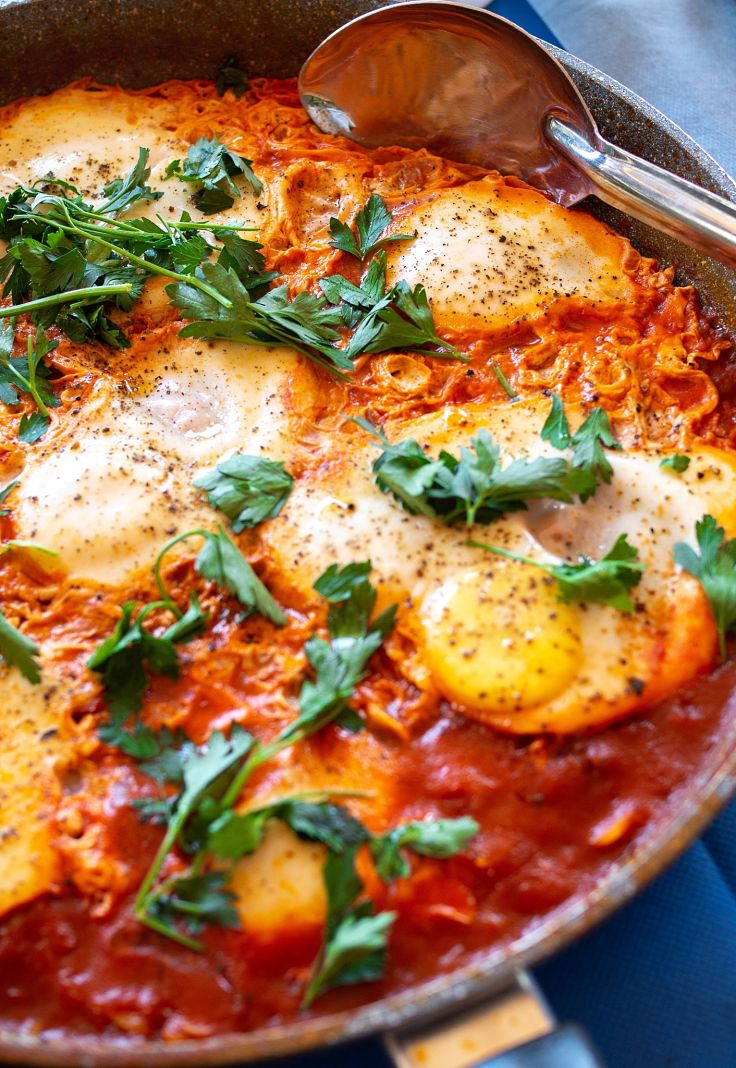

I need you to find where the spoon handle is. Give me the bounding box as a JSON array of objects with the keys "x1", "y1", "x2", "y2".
[{"x1": 547, "y1": 117, "x2": 736, "y2": 270}]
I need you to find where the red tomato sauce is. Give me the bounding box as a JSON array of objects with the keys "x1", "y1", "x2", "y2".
[{"x1": 1, "y1": 659, "x2": 732, "y2": 1041}]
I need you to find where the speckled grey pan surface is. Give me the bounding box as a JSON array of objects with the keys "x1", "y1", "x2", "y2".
[{"x1": 0, "y1": 1, "x2": 734, "y2": 1065}]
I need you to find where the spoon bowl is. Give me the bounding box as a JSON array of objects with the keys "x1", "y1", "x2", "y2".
[{"x1": 299, "y1": 1, "x2": 736, "y2": 268}]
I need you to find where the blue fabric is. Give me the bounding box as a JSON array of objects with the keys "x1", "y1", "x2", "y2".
[{"x1": 277, "y1": 4, "x2": 736, "y2": 1066}]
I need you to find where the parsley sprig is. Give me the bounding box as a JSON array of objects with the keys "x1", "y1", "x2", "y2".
[
  {"x1": 674, "y1": 514, "x2": 736, "y2": 659},
  {"x1": 319, "y1": 247, "x2": 461, "y2": 361},
  {"x1": 215, "y1": 55, "x2": 248, "y2": 99},
  {"x1": 0, "y1": 480, "x2": 16, "y2": 517},
  {"x1": 174, "y1": 194, "x2": 459, "y2": 372},
  {"x1": 113, "y1": 713, "x2": 475, "y2": 997},
  {"x1": 0, "y1": 323, "x2": 60, "y2": 441},
  {"x1": 328, "y1": 193, "x2": 413, "y2": 262},
  {"x1": 169, "y1": 264, "x2": 350, "y2": 375},
  {"x1": 0, "y1": 154, "x2": 267, "y2": 345},
  {"x1": 123, "y1": 562, "x2": 399, "y2": 951},
  {"x1": 541, "y1": 394, "x2": 620, "y2": 499},
  {"x1": 0, "y1": 607, "x2": 41, "y2": 683},
  {"x1": 660, "y1": 453, "x2": 690, "y2": 474},
  {"x1": 88, "y1": 526, "x2": 284, "y2": 724},
  {"x1": 194, "y1": 454, "x2": 294, "y2": 531},
  {"x1": 165, "y1": 135, "x2": 262, "y2": 215},
  {"x1": 305, "y1": 811, "x2": 478, "y2": 1005},
  {"x1": 469, "y1": 534, "x2": 645, "y2": 612},
  {"x1": 356, "y1": 418, "x2": 594, "y2": 525}
]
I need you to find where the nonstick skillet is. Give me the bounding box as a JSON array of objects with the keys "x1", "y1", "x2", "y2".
[{"x1": 0, "y1": 1, "x2": 734, "y2": 1065}]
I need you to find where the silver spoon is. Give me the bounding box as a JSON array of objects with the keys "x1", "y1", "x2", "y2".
[{"x1": 299, "y1": 0, "x2": 736, "y2": 269}]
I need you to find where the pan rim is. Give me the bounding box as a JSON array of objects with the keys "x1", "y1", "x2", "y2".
[{"x1": 0, "y1": 42, "x2": 735, "y2": 1068}]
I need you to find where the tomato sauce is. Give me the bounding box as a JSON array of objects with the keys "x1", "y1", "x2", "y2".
[
  {"x1": 0, "y1": 75, "x2": 733, "y2": 1046},
  {"x1": 1, "y1": 658, "x2": 733, "y2": 1040}
]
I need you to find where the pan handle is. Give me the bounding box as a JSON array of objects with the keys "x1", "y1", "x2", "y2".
[
  {"x1": 382, "y1": 969, "x2": 605, "y2": 1067},
  {"x1": 547, "y1": 116, "x2": 736, "y2": 270}
]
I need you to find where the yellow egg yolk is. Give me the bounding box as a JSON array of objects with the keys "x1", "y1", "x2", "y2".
[{"x1": 420, "y1": 562, "x2": 582, "y2": 714}]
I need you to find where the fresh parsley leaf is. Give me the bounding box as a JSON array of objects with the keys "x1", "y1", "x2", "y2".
[
  {"x1": 98, "y1": 147, "x2": 163, "y2": 216},
  {"x1": 357, "y1": 418, "x2": 594, "y2": 526},
  {"x1": 360, "y1": 281, "x2": 460, "y2": 360},
  {"x1": 314, "y1": 561, "x2": 372, "y2": 602},
  {"x1": 253, "y1": 285, "x2": 347, "y2": 362},
  {"x1": 9, "y1": 236, "x2": 86, "y2": 297},
  {"x1": 674, "y1": 514, "x2": 736, "y2": 659},
  {"x1": 319, "y1": 251, "x2": 387, "y2": 311},
  {"x1": 0, "y1": 479, "x2": 17, "y2": 516},
  {"x1": 540, "y1": 392, "x2": 571, "y2": 449},
  {"x1": 282, "y1": 801, "x2": 368, "y2": 852},
  {"x1": 208, "y1": 798, "x2": 368, "y2": 862},
  {"x1": 195, "y1": 526, "x2": 286, "y2": 625},
  {"x1": 55, "y1": 303, "x2": 132, "y2": 350},
  {"x1": 137, "y1": 727, "x2": 198, "y2": 785},
  {"x1": 215, "y1": 55, "x2": 248, "y2": 98},
  {"x1": 570, "y1": 407, "x2": 620, "y2": 487},
  {"x1": 18, "y1": 411, "x2": 49, "y2": 443},
  {"x1": 549, "y1": 534, "x2": 645, "y2": 611},
  {"x1": 89, "y1": 594, "x2": 208, "y2": 720},
  {"x1": 206, "y1": 807, "x2": 271, "y2": 860},
  {"x1": 469, "y1": 534, "x2": 645, "y2": 613},
  {"x1": 0, "y1": 607, "x2": 41, "y2": 683},
  {"x1": 171, "y1": 263, "x2": 352, "y2": 376},
  {"x1": 323, "y1": 259, "x2": 459, "y2": 362},
  {"x1": 542, "y1": 396, "x2": 620, "y2": 500},
  {"x1": 370, "y1": 816, "x2": 479, "y2": 881},
  {"x1": 276, "y1": 563, "x2": 395, "y2": 747},
  {"x1": 133, "y1": 725, "x2": 255, "y2": 948},
  {"x1": 99, "y1": 715, "x2": 160, "y2": 759},
  {"x1": 168, "y1": 259, "x2": 254, "y2": 323},
  {"x1": 217, "y1": 234, "x2": 276, "y2": 293},
  {"x1": 660, "y1": 453, "x2": 691, "y2": 474},
  {"x1": 177, "y1": 726, "x2": 254, "y2": 818},
  {"x1": 304, "y1": 905, "x2": 396, "y2": 1006},
  {"x1": 0, "y1": 325, "x2": 59, "y2": 439},
  {"x1": 194, "y1": 454, "x2": 293, "y2": 532},
  {"x1": 328, "y1": 194, "x2": 412, "y2": 261},
  {"x1": 149, "y1": 870, "x2": 240, "y2": 934},
  {"x1": 165, "y1": 135, "x2": 262, "y2": 213},
  {"x1": 88, "y1": 602, "x2": 180, "y2": 719},
  {"x1": 169, "y1": 234, "x2": 210, "y2": 276}
]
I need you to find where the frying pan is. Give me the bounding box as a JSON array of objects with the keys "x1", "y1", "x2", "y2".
[{"x1": 0, "y1": 1, "x2": 734, "y2": 1065}]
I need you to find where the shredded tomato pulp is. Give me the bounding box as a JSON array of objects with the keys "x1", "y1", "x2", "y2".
[{"x1": 0, "y1": 77, "x2": 733, "y2": 1043}]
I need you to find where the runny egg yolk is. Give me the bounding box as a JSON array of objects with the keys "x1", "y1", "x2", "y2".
[{"x1": 421, "y1": 562, "x2": 581, "y2": 713}]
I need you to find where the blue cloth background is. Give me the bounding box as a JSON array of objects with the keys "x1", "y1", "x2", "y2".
[{"x1": 280, "y1": 4, "x2": 736, "y2": 1066}]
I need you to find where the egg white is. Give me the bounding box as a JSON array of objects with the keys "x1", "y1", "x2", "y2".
[
  {"x1": 0, "y1": 88, "x2": 182, "y2": 198},
  {"x1": 385, "y1": 177, "x2": 637, "y2": 333},
  {"x1": 0, "y1": 668, "x2": 74, "y2": 914},
  {"x1": 11, "y1": 335, "x2": 310, "y2": 585},
  {"x1": 264, "y1": 398, "x2": 735, "y2": 733}
]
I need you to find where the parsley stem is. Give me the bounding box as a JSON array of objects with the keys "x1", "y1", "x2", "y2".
[
  {"x1": 152, "y1": 529, "x2": 210, "y2": 615},
  {"x1": 25, "y1": 334, "x2": 50, "y2": 418},
  {"x1": 154, "y1": 215, "x2": 258, "y2": 234},
  {"x1": 1, "y1": 540, "x2": 59, "y2": 557},
  {"x1": 467, "y1": 539, "x2": 548, "y2": 571},
  {"x1": 491, "y1": 360, "x2": 518, "y2": 400},
  {"x1": 0, "y1": 283, "x2": 133, "y2": 319},
  {"x1": 0, "y1": 356, "x2": 45, "y2": 416},
  {"x1": 137, "y1": 907, "x2": 203, "y2": 952},
  {"x1": 134, "y1": 810, "x2": 188, "y2": 918},
  {"x1": 219, "y1": 745, "x2": 264, "y2": 811},
  {"x1": 42, "y1": 218, "x2": 232, "y2": 309}
]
